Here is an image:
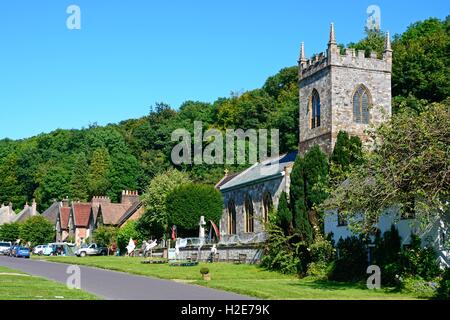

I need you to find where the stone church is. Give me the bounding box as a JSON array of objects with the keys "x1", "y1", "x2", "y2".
[{"x1": 216, "y1": 23, "x2": 393, "y2": 244}]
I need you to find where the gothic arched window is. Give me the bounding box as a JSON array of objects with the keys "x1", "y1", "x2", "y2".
[
  {"x1": 227, "y1": 200, "x2": 237, "y2": 235},
  {"x1": 310, "y1": 89, "x2": 321, "y2": 129},
  {"x1": 244, "y1": 195, "x2": 254, "y2": 233},
  {"x1": 262, "y1": 192, "x2": 273, "y2": 224},
  {"x1": 353, "y1": 85, "x2": 371, "y2": 124}
]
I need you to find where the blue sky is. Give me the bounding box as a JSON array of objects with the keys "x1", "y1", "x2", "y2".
[{"x1": 0, "y1": 0, "x2": 448, "y2": 139}]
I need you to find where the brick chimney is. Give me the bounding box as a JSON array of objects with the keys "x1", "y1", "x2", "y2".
[
  {"x1": 121, "y1": 190, "x2": 140, "y2": 205},
  {"x1": 62, "y1": 197, "x2": 70, "y2": 208},
  {"x1": 91, "y1": 196, "x2": 111, "y2": 207}
]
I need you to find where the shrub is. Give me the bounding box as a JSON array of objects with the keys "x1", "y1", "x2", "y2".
[
  {"x1": 200, "y1": 267, "x2": 210, "y2": 275},
  {"x1": 19, "y1": 216, "x2": 55, "y2": 247},
  {"x1": 117, "y1": 220, "x2": 144, "y2": 254},
  {"x1": 0, "y1": 222, "x2": 21, "y2": 242},
  {"x1": 399, "y1": 234, "x2": 440, "y2": 280},
  {"x1": 165, "y1": 183, "x2": 223, "y2": 236},
  {"x1": 93, "y1": 226, "x2": 118, "y2": 247},
  {"x1": 329, "y1": 236, "x2": 368, "y2": 282},
  {"x1": 436, "y1": 268, "x2": 450, "y2": 300},
  {"x1": 261, "y1": 222, "x2": 301, "y2": 275},
  {"x1": 307, "y1": 261, "x2": 332, "y2": 279},
  {"x1": 372, "y1": 225, "x2": 402, "y2": 285}
]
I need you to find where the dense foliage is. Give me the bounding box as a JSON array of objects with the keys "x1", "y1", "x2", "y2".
[
  {"x1": 0, "y1": 222, "x2": 21, "y2": 242},
  {"x1": 325, "y1": 101, "x2": 449, "y2": 230},
  {"x1": 18, "y1": 216, "x2": 55, "y2": 247},
  {"x1": 165, "y1": 183, "x2": 223, "y2": 236},
  {"x1": 93, "y1": 226, "x2": 118, "y2": 247}
]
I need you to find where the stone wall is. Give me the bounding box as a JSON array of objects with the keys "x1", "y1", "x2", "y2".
[
  {"x1": 298, "y1": 41, "x2": 392, "y2": 155},
  {"x1": 174, "y1": 244, "x2": 263, "y2": 264},
  {"x1": 220, "y1": 176, "x2": 287, "y2": 238}
]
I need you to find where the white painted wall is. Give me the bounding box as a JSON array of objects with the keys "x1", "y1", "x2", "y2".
[{"x1": 324, "y1": 208, "x2": 449, "y2": 268}]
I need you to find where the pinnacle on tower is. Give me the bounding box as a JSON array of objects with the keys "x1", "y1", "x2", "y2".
[
  {"x1": 299, "y1": 42, "x2": 306, "y2": 64},
  {"x1": 384, "y1": 31, "x2": 392, "y2": 52},
  {"x1": 329, "y1": 23, "x2": 336, "y2": 45}
]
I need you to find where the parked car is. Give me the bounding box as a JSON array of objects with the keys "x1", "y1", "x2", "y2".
[
  {"x1": 14, "y1": 247, "x2": 30, "y2": 258},
  {"x1": 9, "y1": 245, "x2": 20, "y2": 257},
  {"x1": 0, "y1": 242, "x2": 11, "y2": 255},
  {"x1": 75, "y1": 243, "x2": 108, "y2": 257},
  {"x1": 33, "y1": 245, "x2": 47, "y2": 255}
]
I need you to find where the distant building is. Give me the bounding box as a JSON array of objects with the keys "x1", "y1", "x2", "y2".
[
  {"x1": 53, "y1": 190, "x2": 144, "y2": 245},
  {"x1": 0, "y1": 203, "x2": 15, "y2": 226},
  {"x1": 13, "y1": 199, "x2": 39, "y2": 223}
]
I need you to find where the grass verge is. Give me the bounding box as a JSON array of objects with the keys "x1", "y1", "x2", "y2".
[{"x1": 34, "y1": 256, "x2": 431, "y2": 300}]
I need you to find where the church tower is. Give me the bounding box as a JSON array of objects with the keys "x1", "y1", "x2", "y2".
[{"x1": 298, "y1": 24, "x2": 392, "y2": 155}]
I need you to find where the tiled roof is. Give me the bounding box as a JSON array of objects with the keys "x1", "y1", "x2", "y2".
[
  {"x1": 42, "y1": 202, "x2": 60, "y2": 225},
  {"x1": 72, "y1": 203, "x2": 92, "y2": 227},
  {"x1": 60, "y1": 207, "x2": 71, "y2": 229},
  {"x1": 117, "y1": 201, "x2": 143, "y2": 227},
  {"x1": 218, "y1": 151, "x2": 298, "y2": 192},
  {"x1": 99, "y1": 203, "x2": 132, "y2": 226}
]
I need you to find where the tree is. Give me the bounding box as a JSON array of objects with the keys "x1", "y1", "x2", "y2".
[
  {"x1": 325, "y1": 100, "x2": 450, "y2": 231},
  {"x1": 276, "y1": 192, "x2": 292, "y2": 235},
  {"x1": 89, "y1": 147, "x2": 111, "y2": 196},
  {"x1": 93, "y1": 226, "x2": 118, "y2": 247},
  {"x1": 330, "y1": 131, "x2": 363, "y2": 182},
  {"x1": 19, "y1": 216, "x2": 55, "y2": 246},
  {"x1": 117, "y1": 221, "x2": 144, "y2": 254},
  {"x1": 290, "y1": 156, "x2": 313, "y2": 244},
  {"x1": 139, "y1": 169, "x2": 191, "y2": 238},
  {"x1": 0, "y1": 222, "x2": 21, "y2": 242},
  {"x1": 348, "y1": 28, "x2": 386, "y2": 58},
  {"x1": 69, "y1": 152, "x2": 89, "y2": 201},
  {"x1": 165, "y1": 183, "x2": 223, "y2": 236},
  {"x1": 0, "y1": 154, "x2": 25, "y2": 206},
  {"x1": 392, "y1": 17, "x2": 450, "y2": 106},
  {"x1": 290, "y1": 146, "x2": 329, "y2": 243}
]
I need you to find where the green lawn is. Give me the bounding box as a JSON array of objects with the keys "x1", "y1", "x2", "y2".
[
  {"x1": 34, "y1": 256, "x2": 431, "y2": 300},
  {"x1": 0, "y1": 266, "x2": 98, "y2": 300}
]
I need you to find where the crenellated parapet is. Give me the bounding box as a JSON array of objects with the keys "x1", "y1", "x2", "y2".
[{"x1": 299, "y1": 24, "x2": 392, "y2": 81}]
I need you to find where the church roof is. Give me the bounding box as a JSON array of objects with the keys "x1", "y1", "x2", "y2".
[{"x1": 218, "y1": 151, "x2": 298, "y2": 192}]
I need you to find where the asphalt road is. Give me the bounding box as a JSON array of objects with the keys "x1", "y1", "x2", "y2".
[{"x1": 0, "y1": 256, "x2": 251, "y2": 300}]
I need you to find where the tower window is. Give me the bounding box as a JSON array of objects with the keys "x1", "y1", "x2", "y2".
[
  {"x1": 310, "y1": 89, "x2": 321, "y2": 129},
  {"x1": 353, "y1": 85, "x2": 371, "y2": 124}
]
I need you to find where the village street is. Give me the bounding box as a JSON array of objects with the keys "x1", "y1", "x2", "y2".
[{"x1": 0, "y1": 256, "x2": 250, "y2": 300}]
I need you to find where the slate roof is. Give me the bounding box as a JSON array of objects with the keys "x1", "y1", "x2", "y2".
[
  {"x1": 218, "y1": 151, "x2": 298, "y2": 192},
  {"x1": 72, "y1": 203, "x2": 92, "y2": 227},
  {"x1": 98, "y1": 203, "x2": 133, "y2": 226},
  {"x1": 42, "y1": 202, "x2": 60, "y2": 225}
]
